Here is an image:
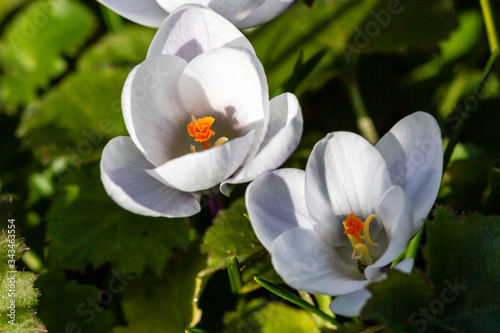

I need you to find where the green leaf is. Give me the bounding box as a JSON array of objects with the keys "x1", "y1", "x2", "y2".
[
  {"x1": 362, "y1": 270, "x2": 433, "y2": 332},
  {"x1": 227, "y1": 256, "x2": 243, "y2": 294},
  {"x1": 247, "y1": 0, "x2": 383, "y2": 93},
  {"x1": 0, "y1": 0, "x2": 96, "y2": 112},
  {"x1": 46, "y1": 165, "x2": 191, "y2": 275},
  {"x1": 359, "y1": 0, "x2": 456, "y2": 54},
  {"x1": 0, "y1": 231, "x2": 46, "y2": 331},
  {"x1": 37, "y1": 271, "x2": 114, "y2": 333},
  {"x1": 114, "y1": 243, "x2": 207, "y2": 333},
  {"x1": 0, "y1": 0, "x2": 27, "y2": 22},
  {"x1": 254, "y1": 277, "x2": 337, "y2": 325},
  {"x1": 424, "y1": 207, "x2": 500, "y2": 331},
  {"x1": 202, "y1": 199, "x2": 264, "y2": 270},
  {"x1": 78, "y1": 25, "x2": 156, "y2": 70},
  {"x1": 201, "y1": 198, "x2": 281, "y2": 292},
  {"x1": 18, "y1": 68, "x2": 129, "y2": 165},
  {"x1": 224, "y1": 298, "x2": 318, "y2": 333}
]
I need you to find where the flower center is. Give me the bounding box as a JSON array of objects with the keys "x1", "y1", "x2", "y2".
[
  {"x1": 343, "y1": 213, "x2": 379, "y2": 272},
  {"x1": 187, "y1": 116, "x2": 228, "y2": 152}
]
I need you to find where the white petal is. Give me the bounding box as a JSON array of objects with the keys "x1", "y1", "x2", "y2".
[
  {"x1": 100, "y1": 137, "x2": 200, "y2": 217},
  {"x1": 304, "y1": 132, "x2": 392, "y2": 247},
  {"x1": 365, "y1": 186, "x2": 414, "y2": 280},
  {"x1": 235, "y1": 0, "x2": 296, "y2": 28},
  {"x1": 270, "y1": 228, "x2": 370, "y2": 296},
  {"x1": 122, "y1": 55, "x2": 189, "y2": 167},
  {"x1": 220, "y1": 93, "x2": 302, "y2": 194},
  {"x1": 375, "y1": 112, "x2": 443, "y2": 232},
  {"x1": 98, "y1": 0, "x2": 167, "y2": 28},
  {"x1": 157, "y1": 0, "x2": 266, "y2": 24},
  {"x1": 393, "y1": 258, "x2": 414, "y2": 274},
  {"x1": 147, "y1": 4, "x2": 254, "y2": 61},
  {"x1": 329, "y1": 288, "x2": 372, "y2": 318},
  {"x1": 178, "y1": 47, "x2": 269, "y2": 161},
  {"x1": 245, "y1": 169, "x2": 313, "y2": 250},
  {"x1": 148, "y1": 131, "x2": 254, "y2": 192}
]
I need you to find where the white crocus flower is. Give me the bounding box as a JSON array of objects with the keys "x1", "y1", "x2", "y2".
[
  {"x1": 246, "y1": 112, "x2": 442, "y2": 317},
  {"x1": 98, "y1": 0, "x2": 295, "y2": 29},
  {"x1": 100, "y1": 5, "x2": 303, "y2": 218}
]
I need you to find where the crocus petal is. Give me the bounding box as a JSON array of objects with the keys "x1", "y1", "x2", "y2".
[
  {"x1": 157, "y1": 0, "x2": 266, "y2": 25},
  {"x1": 235, "y1": 0, "x2": 296, "y2": 29},
  {"x1": 270, "y1": 228, "x2": 370, "y2": 296},
  {"x1": 305, "y1": 132, "x2": 393, "y2": 247},
  {"x1": 220, "y1": 93, "x2": 302, "y2": 194},
  {"x1": 178, "y1": 47, "x2": 269, "y2": 159},
  {"x1": 147, "y1": 131, "x2": 254, "y2": 192},
  {"x1": 375, "y1": 112, "x2": 443, "y2": 232},
  {"x1": 245, "y1": 169, "x2": 313, "y2": 250},
  {"x1": 147, "y1": 4, "x2": 254, "y2": 61},
  {"x1": 393, "y1": 258, "x2": 414, "y2": 274},
  {"x1": 101, "y1": 137, "x2": 200, "y2": 217},
  {"x1": 329, "y1": 288, "x2": 372, "y2": 318},
  {"x1": 365, "y1": 186, "x2": 414, "y2": 280},
  {"x1": 122, "y1": 54, "x2": 189, "y2": 167},
  {"x1": 98, "y1": 0, "x2": 167, "y2": 28}
]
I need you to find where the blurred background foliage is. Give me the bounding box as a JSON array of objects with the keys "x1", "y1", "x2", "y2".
[{"x1": 0, "y1": 0, "x2": 499, "y2": 331}]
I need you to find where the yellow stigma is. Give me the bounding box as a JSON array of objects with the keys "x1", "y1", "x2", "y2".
[
  {"x1": 343, "y1": 213, "x2": 379, "y2": 267},
  {"x1": 187, "y1": 116, "x2": 228, "y2": 152}
]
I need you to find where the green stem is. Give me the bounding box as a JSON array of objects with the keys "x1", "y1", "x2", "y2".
[
  {"x1": 404, "y1": 226, "x2": 423, "y2": 260},
  {"x1": 479, "y1": 0, "x2": 499, "y2": 53},
  {"x1": 254, "y1": 277, "x2": 338, "y2": 325},
  {"x1": 443, "y1": 50, "x2": 499, "y2": 172},
  {"x1": 343, "y1": 63, "x2": 379, "y2": 145},
  {"x1": 100, "y1": 5, "x2": 123, "y2": 32}
]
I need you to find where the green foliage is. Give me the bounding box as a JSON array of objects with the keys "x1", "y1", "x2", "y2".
[
  {"x1": 362, "y1": 270, "x2": 433, "y2": 332},
  {"x1": 0, "y1": 0, "x2": 27, "y2": 21},
  {"x1": 424, "y1": 207, "x2": 500, "y2": 331},
  {"x1": 18, "y1": 68, "x2": 129, "y2": 165},
  {"x1": 115, "y1": 243, "x2": 207, "y2": 333},
  {"x1": 201, "y1": 198, "x2": 281, "y2": 292},
  {"x1": 36, "y1": 271, "x2": 114, "y2": 333},
  {"x1": 248, "y1": 0, "x2": 457, "y2": 94},
  {"x1": 202, "y1": 199, "x2": 264, "y2": 270},
  {"x1": 46, "y1": 165, "x2": 191, "y2": 275},
  {"x1": 224, "y1": 298, "x2": 318, "y2": 333},
  {"x1": 0, "y1": 231, "x2": 46, "y2": 331},
  {"x1": 362, "y1": 208, "x2": 500, "y2": 332},
  {"x1": 0, "y1": 0, "x2": 96, "y2": 112},
  {"x1": 361, "y1": 0, "x2": 456, "y2": 54},
  {"x1": 78, "y1": 25, "x2": 156, "y2": 70}
]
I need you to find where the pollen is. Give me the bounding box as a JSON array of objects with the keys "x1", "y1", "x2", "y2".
[{"x1": 187, "y1": 115, "x2": 228, "y2": 151}]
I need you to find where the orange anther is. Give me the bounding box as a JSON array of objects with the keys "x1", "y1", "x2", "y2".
[
  {"x1": 187, "y1": 116, "x2": 215, "y2": 149},
  {"x1": 343, "y1": 213, "x2": 365, "y2": 243}
]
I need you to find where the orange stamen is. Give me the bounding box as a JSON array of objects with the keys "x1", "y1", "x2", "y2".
[
  {"x1": 187, "y1": 116, "x2": 215, "y2": 149},
  {"x1": 343, "y1": 213, "x2": 365, "y2": 243}
]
